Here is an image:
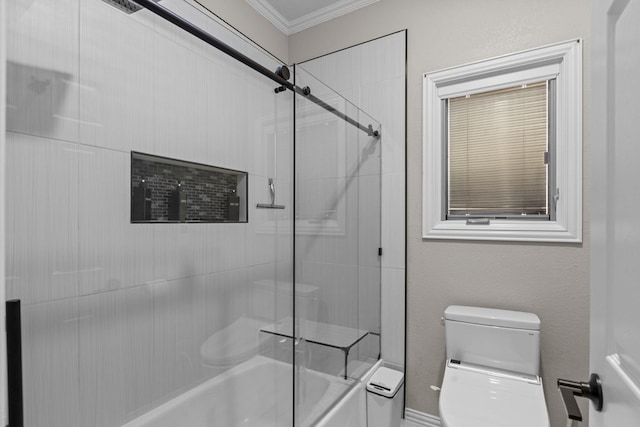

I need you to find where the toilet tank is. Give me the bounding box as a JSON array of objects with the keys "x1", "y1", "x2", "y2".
[
  {"x1": 251, "y1": 280, "x2": 319, "y2": 322},
  {"x1": 444, "y1": 306, "x2": 541, "y2": 376}
]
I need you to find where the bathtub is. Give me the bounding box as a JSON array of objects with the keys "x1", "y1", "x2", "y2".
[
  {"x1": 123, "y1": 355, "x2": 374, "y2": 427},
  {"x1": 314, "y1": 359, "x2": 383, "y2": 427}
]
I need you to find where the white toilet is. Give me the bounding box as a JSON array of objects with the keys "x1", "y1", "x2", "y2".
[
  {"x1": 439, "y1": 305, "x2": 550, "y2": 427},
  {"x1": 200, "y1": 280, "x2": 320, "y2": 367}
]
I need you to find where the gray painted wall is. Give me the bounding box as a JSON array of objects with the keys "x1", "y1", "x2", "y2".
[{"x1": 288, "y1": 1, "x2": 591, "y2": 426}]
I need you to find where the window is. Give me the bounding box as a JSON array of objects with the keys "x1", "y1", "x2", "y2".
[
  {"x1": 447, "y1": 81, "x2": 551, "y2": 219},
  {"x1": 423, "y1": 40, "x2": 582, "y2": 242}
]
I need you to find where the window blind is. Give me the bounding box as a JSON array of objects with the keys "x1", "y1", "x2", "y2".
[{"x1": 447, "y1": 81, "x2": 549, "y2": 217}]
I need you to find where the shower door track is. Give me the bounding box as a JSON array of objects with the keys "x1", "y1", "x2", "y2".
[{"x1": 133, "y1": 0, "x2": 380, "y2": 138}]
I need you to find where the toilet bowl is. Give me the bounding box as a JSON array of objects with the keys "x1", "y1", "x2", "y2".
[
  {"x1": 200, "y1": 280, "x2": 320, "y2": 367},
  {"x1": 200, "y1": 315, "x2": 270, "y2": 367},
  {"x1": 439, "y1": 306, "x2": 550, "y2": 427}
]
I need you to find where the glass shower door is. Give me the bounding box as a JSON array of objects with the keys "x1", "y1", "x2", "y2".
[
  {"x1": 5, "y1": 0, "x2": 295, "y2": 426},
  {"x1": 293, "y1": 65, "x2": 382, "y2": 426}
]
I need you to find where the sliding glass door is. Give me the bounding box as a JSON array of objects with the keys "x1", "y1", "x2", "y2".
[{"x1": 293, "y1": 65, "x2": 382, "y2": 426}]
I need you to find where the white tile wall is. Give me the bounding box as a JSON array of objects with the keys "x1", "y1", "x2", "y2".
[
  {"x1": 358, "y1": 265, "x2": 381, "y2": 333},
  {"x1": 246, "y1": 263, "x2": 283, "y2": 321},
  {"x1": 295, "y1": 120, "x2": 343, "y2": 180},
  {"x1": 359, "y1": 174, "x2": 382, "y2": 268},
  {"x1": 78, "y1": 285, "x2": 154, "y2": 426},
  {"x1": 78, "y1": 146, "x2": 154, "y2": 295},
  {"x1": 246, "y1": 175, "x2": 288, "y2": 267},
  {"x1": 301, "y1": 262, "x2": 359, "y2": 327},
  {"x1": 381, "y1": 267, "x2": 406, "y2": 366},
  {"x1": 296, "y1": 176, "x2": 327, "y2": 218},
  {"x1": 291, "y1": 44, "x2": 396, "y2": 379},
  {"x1": 361, "y1": 78, "x2": 405, "y2": 175},
  {"x1": 156, "y1": 0, "x2": 249, "y2": 59},
  {"x1": 382, "y1": 172, "x2": 406, "y2": 270},
  {"x1": 296, "y1": 231, "x2": 323, "y2": 266},
  {"x1": 245, "y1": 77, "x2": 283, "y2": 175},
  {"x1": 249, "y1": 113, "x2": 277, "y2": 180},
  {"x1": 207, "y1": 62, "x2": 253, "y2": 171},
  {"x1": 153, "y1": 224, "x2": 196, "y2": 281},
  {"x1": 151, "y1": 277, "x2": 207, "y2": 402},
  {"x1": 21, "y1": 299, "x2": 81, "y2": 427},
  {"x1": 313, "y1": 48, "x2": 360, "y2": 94},
  {"x1": 153, "y1": 35, "x2": 208, "y2": 162},
  {"x1": 299, "y1": 31, "x2": 407, "y2": 365},
  {"x1": 204, "y1": 59, "x2": 231, "y2": 167},
  {"x1": 78, "y1": 0, "x2": 155, "y2": 153},
  {"x1": 358, "y1": 265, "x2": 382, "y2": 362},
  {"x1": 224, "y1": 223, "x2": 252, "y2": 270},
  {"x1": 320, "y1": 177, "x2": 359, "y2": 267},
  {"x1": 274, "y1": 94, "x2": 294, "y2": 184},
  {"x1": 181, "y1": 225, "x2": 208, "y2": 278},
  {"x1": 5, "y1": 132, "x2": 79, "y2": 304},
  {"x1": 204, "y1": 268, "x2": 250, "y2": 334},
  {"x1": 355, "y1": 125, "x2": 382, "y2": 178},
  {"x1": 6, "y1": 0, "x2": 80, "y2": 142}
]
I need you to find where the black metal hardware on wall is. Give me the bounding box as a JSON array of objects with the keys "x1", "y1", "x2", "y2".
[
  {"x1": 6, "y1": 300, "x2": 24, "y2": 427},
  {"x1": 294, "y1": 85, "x2": 380, "y2": 137},
  {"x1": 557, "y1": 373, "x2": 603, "y2": 422},
  {"x1": 132, "y1": 0, "x2": 380, "y2": 140}
]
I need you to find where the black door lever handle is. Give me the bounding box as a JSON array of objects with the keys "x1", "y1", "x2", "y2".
[{"x1": 557, "y1": 373, "x2": 604, "y2": 422}]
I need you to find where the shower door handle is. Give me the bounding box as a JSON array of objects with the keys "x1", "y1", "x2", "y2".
[{"x1": 557, "y1": 373, "x2": 603, "y2": 421}]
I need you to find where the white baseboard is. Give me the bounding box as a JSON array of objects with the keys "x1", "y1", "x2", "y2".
[{"x1": 404, "y1": 408, "x2": 441, "y2": 427}]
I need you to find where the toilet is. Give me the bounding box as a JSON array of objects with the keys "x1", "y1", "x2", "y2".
[
  {"x1": 200, "y1": 280, "x2": 320, "y2": 367},
  {"x1": 439, "y1": 305, "x2": 550, "y2": 427}
]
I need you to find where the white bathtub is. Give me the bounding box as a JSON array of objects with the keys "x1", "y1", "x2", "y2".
[
  {"x1": 123, "y1": 355, "x2": 370, "y2": 427},
  {"x1": 314, "y1": 359, "x2": 383, "y2": 427}
]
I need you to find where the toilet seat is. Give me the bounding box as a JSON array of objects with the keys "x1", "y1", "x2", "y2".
[
  {"x1": 200, "y1": 316, "x2": 269, "y2": 367},
  {"x1": 439, "y1": 360, "x2": 550, "y2": 427}
]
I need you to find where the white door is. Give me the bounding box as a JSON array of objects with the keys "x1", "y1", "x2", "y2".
[{"x1": 590, "y1": 0, "x2": 640, "y2": 425}]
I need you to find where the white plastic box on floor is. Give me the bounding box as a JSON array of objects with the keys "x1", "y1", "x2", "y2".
[{"x1": 366, "y1": 367, "x2": 405, "y2": 427}]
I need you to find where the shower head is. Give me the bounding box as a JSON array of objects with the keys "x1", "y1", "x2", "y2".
[
  {"x1": 101, "y1": 0, "x2": 159, "y2": 15},
  {"x1": 101, "y1": 0, "x2": 142, "y2": 14}
]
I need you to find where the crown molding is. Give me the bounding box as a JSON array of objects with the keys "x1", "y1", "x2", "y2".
[{"x1": 246, "y1": 0, "x2": 380, "y2": 35}]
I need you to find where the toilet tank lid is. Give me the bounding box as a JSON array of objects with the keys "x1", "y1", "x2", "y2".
[{"x1": 444, "y1": 305, "x2": 541, "y2": 330}]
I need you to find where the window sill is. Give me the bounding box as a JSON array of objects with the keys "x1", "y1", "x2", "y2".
[{"x1": 424, "y1": 219, "x2": 581, "y2": 243}]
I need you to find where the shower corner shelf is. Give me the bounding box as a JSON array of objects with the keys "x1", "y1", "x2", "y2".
[{"x1": 260, "y1": 317, "x2": 369, "y2": 380}]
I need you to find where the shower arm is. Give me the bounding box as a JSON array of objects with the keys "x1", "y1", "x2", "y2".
[{"x1": 132, "y1": 0, "x2": 380, "y2": 139}]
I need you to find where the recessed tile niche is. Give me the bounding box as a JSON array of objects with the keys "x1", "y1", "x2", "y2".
[{"x1": 131, "y1": 152, "x2": 247, "y2": 223}]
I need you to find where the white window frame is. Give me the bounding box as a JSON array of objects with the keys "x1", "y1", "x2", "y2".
[{"x1": 422, "y1": 40, "x2": 582, "y2": 242}]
